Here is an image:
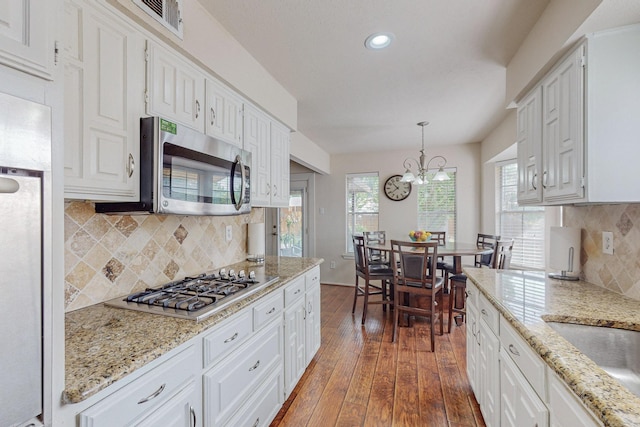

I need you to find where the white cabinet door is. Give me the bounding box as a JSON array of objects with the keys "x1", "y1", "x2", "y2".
[
  {"x1": 63, "y1": 0, "x2": 144, "y2": 201},
  {"x1": 548, "y1": 368, "x2": 602, "y2": 427},
  {"x1": 269, "y1": 120, "x2": 291, "y2": 207},
  {"x1": 283, "y1": 296, "x2": 306, "y2": 397},
  {"x1": 466, "y1": 299, "x2": 479, "y2": 395},
  {"x1": 305, "y1": 271, "x2": 321, "y2": 365},
  {"x1": 500, "y1": 350, "x2": 548, "y2": 427},
  {"x1": 136, "y1": 380, "x2": 198, "y2": 427},
  {"x1": 516, "y1": 86, "x2": 543, "y2": 204},
  {"x1": 147, "y1": 41, "x2": 205, "y2": 132},
  {"x1": 205, "y1": 79, "x2": 243, "y2": 147},
  {"x1": 478, "y1": 318, "x2": 500, "y2": 427},
  {"x1": 0, "y1": 0, "x2": 54, "y2": 79},
  {"x1": 244, "y1": 103, "x2": 271, "y2": 206},
  {"x1": 541, "y1": 44, "x2": 584, "y2": 203}
]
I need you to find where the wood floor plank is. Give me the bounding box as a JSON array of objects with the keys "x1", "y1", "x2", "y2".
[{"x1": 270, "y1": 284, "x2": 485, "y2": 427}]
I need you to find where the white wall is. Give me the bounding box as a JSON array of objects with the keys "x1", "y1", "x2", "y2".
[
  {"x1": 316, "y1": 143, "x2": 481, "y2": 285},
  {"x1": 290, "y1": 132, "x2": 331, "y2": 175}
]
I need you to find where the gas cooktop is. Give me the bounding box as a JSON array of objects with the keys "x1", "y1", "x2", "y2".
[{"x1": 105, "y1": 268, "x2": 279, "y2": 322}]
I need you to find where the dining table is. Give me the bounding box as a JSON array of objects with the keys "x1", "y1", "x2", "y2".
[{"x1": 365, "y1": 239, "x2": 494, "y2": 325}]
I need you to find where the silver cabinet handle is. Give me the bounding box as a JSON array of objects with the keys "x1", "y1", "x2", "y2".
[
  {"x1": 531, "y1": 172, "x2": 537, "y2": 190},
  {"x1": 266, "y1": 183, "x2": 271, "y2": 195},
  {"x1": 195, "y1": 100, "x2": 200, "y2": 119},
  {"x1": 508, "y1": 344, "x2": 520, "y2": 356},
  {"x1": 273, "y1": 184, "x2": 278, "y2": 197},
  {"x1": 127, "y1": 153, "x2": 135, "y2": 178},
  {"x1": 294, "y1": 288, "x2": 301, "y2": 295},
  {"x1": 190, "y1": 405, "x2": 197, "y2": 427},
  {"x1": 224, "y1": 332, "x2": 238, "y2": 343},
  {"x1": 252, "y1": 417, "x2": 260, "y2": 427},
  {"x1": 249, "y1": 360, "x2": 260, "y2": 371},
  {"x1": 210, "y1": 107, "x2": 216, "y2": 126},
  {"x1": 481, "y1": 308, "x2": 488, "y2": 316},
  {"x1": 542, "y1": 170, "x2": 547, "y2": 188},
  {"x1": 266, "y1": 307, "x2": 276, "y2": 315},
  {"x1": 137, "y1": 383, "x2": 166, "y2": 404},
  {"x1": 308, "y1": 301, "x2": 312, "y2": 314}
]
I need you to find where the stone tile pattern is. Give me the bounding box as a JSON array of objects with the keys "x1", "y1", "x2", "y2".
[
  {"x1": 63, "y1": 256, "x2": 323, "y2": 403},
  {"x1": 564, "y1": 204, "x2": 640, "y2": 300},
  {"x1": 64, "y1": 201, "x2": 265, "y2": 312}
]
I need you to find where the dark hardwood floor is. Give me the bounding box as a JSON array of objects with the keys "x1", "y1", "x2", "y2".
[{"x1": 271, "y1": 284, "x2": 486, "y2": 427}]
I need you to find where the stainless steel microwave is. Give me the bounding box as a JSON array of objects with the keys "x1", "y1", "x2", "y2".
[{"x1": 96, "y1": 117, "x2": 251, "y2": 216}]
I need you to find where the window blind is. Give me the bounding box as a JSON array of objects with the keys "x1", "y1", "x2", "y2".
[
  {"x1": 496, "y1": 162, "x2": 545, "y2": 269},
  {"x1": 417, "y1": 169, "x2": 457, "y2": 241},
  {"x1": 346, "y1": 172, "x2": 379, "y2": 253}
]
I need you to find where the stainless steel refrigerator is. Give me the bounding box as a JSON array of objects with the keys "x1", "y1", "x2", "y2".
[{"x1": 0, "y1": 91, "x2": 51, "y2": 427}]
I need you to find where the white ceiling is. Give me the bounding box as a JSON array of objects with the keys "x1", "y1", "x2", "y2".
[{"x1": 198, "y1": 0, "x2": 551, "y2": 154}]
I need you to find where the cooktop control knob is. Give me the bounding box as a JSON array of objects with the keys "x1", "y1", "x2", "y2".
[
  {"x1": 238, "y1": 270, "x2": 246, "y2": 278},
  {"x1": 249, "y1": 271, "x2": 256, "y2": 280},
  {"x1": 229, "y1": 269, "x2": 236, "y2": 278}
]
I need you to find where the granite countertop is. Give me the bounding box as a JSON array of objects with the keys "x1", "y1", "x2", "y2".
[
  {"x1": 463, "y1": 267, "x2": 640, "y2": 427},
  {"x1": 63, "y1": 256, "x2": 323, "y2": 404}
]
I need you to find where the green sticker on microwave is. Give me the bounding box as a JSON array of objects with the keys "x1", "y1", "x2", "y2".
[{"x1": 160, "y1": 118, "x2": 177, "y2": 134}]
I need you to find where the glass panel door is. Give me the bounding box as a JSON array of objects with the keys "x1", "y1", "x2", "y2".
[{"x1": 279, "y1": 187, "x2": 304, "y2": 256}]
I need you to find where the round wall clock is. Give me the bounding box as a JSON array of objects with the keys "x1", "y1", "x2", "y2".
[{"x1": 383, "y1": 175, "x2": 411, "y2": 201}]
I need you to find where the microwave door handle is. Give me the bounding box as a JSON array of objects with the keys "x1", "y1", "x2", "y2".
[{"x1": 232, "y1": 155, "x2": 245, "y2": 211}]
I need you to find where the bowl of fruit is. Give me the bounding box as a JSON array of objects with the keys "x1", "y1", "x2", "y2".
[{"x1": 409, "y1": 230, "x2": 431, "y2": 242}]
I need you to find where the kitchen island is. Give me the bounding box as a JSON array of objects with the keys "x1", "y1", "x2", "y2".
[
  {"x1": 463, "y1": 267, "x2": 640, "y2": 427},
  {"x1": 63, "y1": 256, "x2": 322, "y2": 404}
]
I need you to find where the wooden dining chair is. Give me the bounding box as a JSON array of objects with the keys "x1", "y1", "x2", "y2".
[
  {"x1": 492, "y1": 239, "x2": 515, "y2": 269},
  {"x1": 363, "y1": 230, "x2": 389, "y2": 266},
  {"x1": 390, "y1": 239, "x2": 444, "y2": 350},
  {"x1": 352, "y1": 235, "x2": 394, "y2": 324},
  {"x1": 475, "y1": 233, "x2": 501, "y2": 267}
]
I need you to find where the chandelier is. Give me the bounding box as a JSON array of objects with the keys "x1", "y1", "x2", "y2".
[{"x1": 400, "y1": 121, "x2": 450, "y2": 185}]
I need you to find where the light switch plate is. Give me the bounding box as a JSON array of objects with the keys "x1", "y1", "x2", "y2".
[
  {"x1": 602, "y1": 231, "x2": 613, "y2": 255},
  {"x1": 225, "y1": 225, "x2": 232, "y2": 242}
]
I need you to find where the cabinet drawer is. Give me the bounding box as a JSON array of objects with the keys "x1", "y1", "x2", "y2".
[
  {"x1": 465, "y1": 279, "x2": 479, "y2": 308},
  {"x1": 284, "y1": 277, "x2": 305, "y2": 306},
  {"x1": 224, "y1": 367, "x2": 283, "y2": 427},
  {"x1": 253, "y1": 290, "x2": 284, "y2": 330},
  {"x1": 204, "y1": 319, "x2": 283, "y2": 426},
  {"x1": 78, "y1": 345, "x2": 196, "y2": 427},
  {"x1": 202, "y1": 309, "x2": 252, "y2": 368},
  {"x1": 478, "y1": 293, "x2": 499, "y2": 335},
  {"x1": 500, "y1": 316, "x2": 546, "y2": 399},
  {"x1": 305, "y1": 266, "x2": 320, "y2": 291}
]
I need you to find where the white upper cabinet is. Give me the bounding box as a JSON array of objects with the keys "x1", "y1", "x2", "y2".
[
  {"x1": 517, "y1": 24, "x2": 640, "y2": 205},
  {"x1": 146, "y1": 40, "x2": 205, "y2": 133},
  {"x1": 244, "y1": 103, "x2": 291, "y2": 208},
  {"x1": 63, "y1": 0, "x2": 145, "y2": 201},
  {"x1": 0, "y1": 0, "x2": 55, "y2": 79},
  {"x1": 205, "y1": 79, "x2": 243, "y2": 147}
]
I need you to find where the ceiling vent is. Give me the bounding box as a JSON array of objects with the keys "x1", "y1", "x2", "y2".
[{"x1": 133, "y1": 0, "x2": 183, "y2": 39}]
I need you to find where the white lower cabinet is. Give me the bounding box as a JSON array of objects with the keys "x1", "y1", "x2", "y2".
[
  {"x1": 466, "y1": 282, "x2": 480, "y2": 395},
  {"x1": 283, "y1": 277, "x2": 307, "y2": 397},
  {"x1": 478, "y1": 315, "x2": 500, "y2": 427},
  {"x1": 500, "y1": 351, "x2": 548, "y2": 427},
  {"x1": 305, "y1": 267, "x2": 321, "y2": 364},
  {"x1": 78, "y1": 345, "x2": 199, "y2": 427},
  {"x1": 548, "y1": 368, "x2": 602, "y2": 427},
  {"x1": 203, "y1": 317, "x2": 283, "y2": 427}
]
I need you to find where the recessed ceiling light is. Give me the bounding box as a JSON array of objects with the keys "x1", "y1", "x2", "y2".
[{"x1": 364, "y1": 32, "x2": 394, "y2": 50}]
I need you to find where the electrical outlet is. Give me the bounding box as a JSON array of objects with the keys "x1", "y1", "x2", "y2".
[
  {"x1": 330, "y1": 261, "x2": 336, "y2": 269},
  {"x1": 225, "y1": 225, "x2": 232, "y2": 242},
  {"x1": 602, "y1": 231, "x2": 613, "y2": 255}
]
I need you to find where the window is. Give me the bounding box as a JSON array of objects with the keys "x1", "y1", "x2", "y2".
[
  {"x1": 496, "y1": 161, "x2": 545, "y2": 269},
  {"x1": 417, "y1": 169, "x2": 457, "y2": 241},
  {"x1": 346, "y1": 173, "x2": 379, "y2": 253}
]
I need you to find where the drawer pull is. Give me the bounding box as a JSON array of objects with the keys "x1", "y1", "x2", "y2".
[
  {"x1": 224, "y1": 332, "x2": 238, "y2": 343},
  {"x1": 294, "y1": 288, "x2": 301, "y2": 295},
  {"x1": 137, "y1": 383, "x2": 166, "y2": 404},
  {"x1": 508, "y1": 344, "x2": 520, "y2": 357},
  {"x1": 481, "y1": 308, "x2": 488, "y2": 316},
  {"x1": 249, "y1": 360, "x2": 261, "y2": 371},
  {"x1": 266, "y1": 307, "x2": 276, "y2": 315},
  {"x1": 190, "y1": 405, "x2": 197, "y2": 427},
  {"x1": 252, "y1": 417, "x2": 260, "y2": 427}
]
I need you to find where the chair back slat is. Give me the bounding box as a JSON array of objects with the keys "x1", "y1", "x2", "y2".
[
  {"x1": 426, "y1": 231, "x2": 446, "y2": 246},
  {"x1": 352, "y1": 235, "x2": 367, "y2": 272}
]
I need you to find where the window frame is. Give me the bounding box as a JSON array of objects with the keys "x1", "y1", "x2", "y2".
[
  {"x1": 416, "y1": 167, "x2": 457, "y2": 242},
  {"x1": 345, "y1": 172, "x2": 380, "y2": 254}
]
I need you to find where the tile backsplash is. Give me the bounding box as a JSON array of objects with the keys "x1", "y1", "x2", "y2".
[
  {"x1": 564, "y1": 204, "x2": 640, "y2": 300},
  {"x1": 64, "y1": 201, "x2": 264, "y2": 312}
]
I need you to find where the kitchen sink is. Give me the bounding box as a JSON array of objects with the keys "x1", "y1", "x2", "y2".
[{"x1": 546, "y1": 322, "x2": 640, "y2": 398}]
